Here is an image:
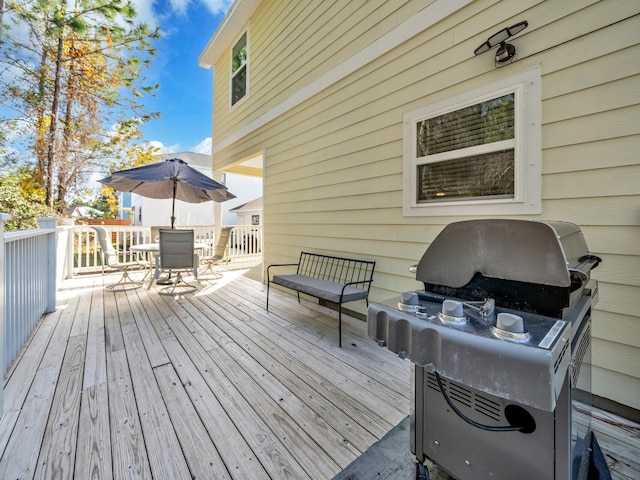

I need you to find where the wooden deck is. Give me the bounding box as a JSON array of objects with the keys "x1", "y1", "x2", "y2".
[
  {"x1": 0, "y1": 264, "x2": 638, "y2": 479},
  {"x1": 0, "y1": 265, "x2": 411, "y2": 479}
]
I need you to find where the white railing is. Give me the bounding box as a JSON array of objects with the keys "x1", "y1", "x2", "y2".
[
  {"x1": 1, "y1": 217, "x2": 60, "y2": 417},
  {"x1": 72, "y1": 224, "x2": 262, "y2": 274}
]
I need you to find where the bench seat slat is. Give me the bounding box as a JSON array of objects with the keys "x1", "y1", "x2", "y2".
[{"x1": 272, "y1": 274, "x2": 368, "y2": 304}]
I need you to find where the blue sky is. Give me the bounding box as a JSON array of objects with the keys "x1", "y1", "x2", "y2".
[
  {"x1": 133, "y1": 0, "x2": 262, "y2": 220},
  {"x1": 136, "y1": 0, "x2": 232, "y2": 154},
  {"x1": 2, "y1": 0, "x2": 260, "y2": 207},
  {"x1": 1, "y1": 0, "x2": 230, "y2": 159}
]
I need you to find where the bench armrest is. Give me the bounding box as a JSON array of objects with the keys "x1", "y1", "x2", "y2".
[
  {"x1": 267, "y1": 263, "x2": 299, "y2": 279},
  {"x1": 339, "y1": 279, "x2": 374, "y2": 297}
]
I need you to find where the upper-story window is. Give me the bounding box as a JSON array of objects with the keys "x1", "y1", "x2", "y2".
[
  {"x1": 231, "y1": 32, "x2": 248, "y2": 106},
  {"x1": 403, "y1": 67, "x2": 541, "y2": 216}
]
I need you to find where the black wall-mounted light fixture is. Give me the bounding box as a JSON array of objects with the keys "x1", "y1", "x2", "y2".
[{"x1": 474, "y1": 21, "x2": 528, "y2": 65}]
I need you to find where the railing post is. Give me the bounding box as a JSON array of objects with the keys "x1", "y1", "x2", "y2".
[
  {"x1": 0, "y1": 212, "x2": 9, "y2": 414},
  {"x1": 61, "y1": 218, "x2": 75, "y2": 280},
  {"x1": 38, "y1": 218, "x2": 58, "y2": 314}
]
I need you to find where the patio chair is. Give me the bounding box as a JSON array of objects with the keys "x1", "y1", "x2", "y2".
[
  {"x1": 92, "y1": 226, "x2": 142, "y2": 291},
  {"x1": 155, "y1": 229, "x2": 199, "y2": 295},
  {"x1": 199, "y1": 226, "x2": 234, "y2": 278}
]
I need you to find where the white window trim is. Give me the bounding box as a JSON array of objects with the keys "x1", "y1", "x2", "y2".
[
  {"x1": 403, "y1": 66, "x2": 542, "y2": 216},
  {"x1": 230, "y1": 29, "x2": 249, "y2": 109}
]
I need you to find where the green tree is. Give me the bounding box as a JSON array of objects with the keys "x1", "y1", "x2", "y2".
[
  {"x1": 1, "y1": 0, "x2": 160, "y2": 212},
  {"x1": 0, "y1": 166, "x2": 56, "y2": 231},
  {"x1": 91, "y1": 185, "x2": 119, "y2": 219}
]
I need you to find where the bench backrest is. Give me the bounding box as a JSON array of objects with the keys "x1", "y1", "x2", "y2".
[{"x1": 297, "y1": 252, "x2": 375, "y2": 291}]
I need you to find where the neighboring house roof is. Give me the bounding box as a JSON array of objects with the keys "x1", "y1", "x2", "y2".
[
  {"x1": 67, "y1": 206, "x2": 104, "y2": 218},
  {"x1": 229, "y1": 197, "x2": 262, "y2": 213},
  {"x1": 158, "y1": 151, "x2": 212, "y2": 169}
]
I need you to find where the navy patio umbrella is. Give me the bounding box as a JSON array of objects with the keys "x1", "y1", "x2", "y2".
[{"x1": 98, "y1": 158, "x2": 236, "y2": 228}]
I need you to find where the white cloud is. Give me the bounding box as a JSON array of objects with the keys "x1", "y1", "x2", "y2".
[
  {"x1": 152, "y1": 141, "x2": 182, "y2": 154},
  {"x1": 191, "y1": 137, "x2": 212, "y2": 154},
  {"x1": 146, "y1": 140, "x2": 182, "y2": 154},
  {"x1": 148, "y1": 140, "x2": 165, "y2": 150},
  {"x1": 147, "y1": 138, "x2": 211, "y2": 155},
  {"x1": 129, "y1": 0, "x2": 161, "y2": 27},
  {"x1": 123, "y1": 0, "x2": 231, "y2": 42},
  {"x1": 199, "y1": 0, "x2": 233, "y2": 15},
  {"x1": 132, "y1": 0, "x2": 231, "y2": 19},
  {"x1": 168, "y1": 0, "x2": 190, "y2": 16}
]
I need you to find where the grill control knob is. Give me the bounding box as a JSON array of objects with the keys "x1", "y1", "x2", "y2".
[
  {"x1": 438, "y1": 300, "x2": 467, "y2": 325},
  {"x1": 401, "y1": 291, "x2": 419, "y2": 305},
  {"x1": 497, "y1": 313, "x2": 525, "y2": 334},
  {"x1": 442, "y1": 300, "x2": 464, "y2": 317}
]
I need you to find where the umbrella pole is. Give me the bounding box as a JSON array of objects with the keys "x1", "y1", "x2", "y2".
[
  {"x1": 171, "y1": 180, "x2": 177, "y2": 229},
  {"x1": 159, "y1": 179, "x2": 178, "y2": 285}
]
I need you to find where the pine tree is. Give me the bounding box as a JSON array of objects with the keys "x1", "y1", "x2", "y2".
[{"x1": 1, "y1": 0, "x2": 160, "y2": 211}]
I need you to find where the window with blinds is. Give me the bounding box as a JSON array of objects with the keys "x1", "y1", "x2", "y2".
[
  {"x1": 416, "y1": 94, "x2": 515, "y2": 202},
  {"x1": 402, "y1": 67, "x2": 542, "y2": 216},
  {"x1": 231, "y1": 32, "x2": 248, "y2": 106}
]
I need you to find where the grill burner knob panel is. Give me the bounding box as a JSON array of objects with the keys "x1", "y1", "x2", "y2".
[{"x1": 367, "y1": 298, "x2": 573, "y2": 411}]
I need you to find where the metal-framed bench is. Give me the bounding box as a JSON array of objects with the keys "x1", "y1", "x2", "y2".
[{"x1": 266, "y1": 252, "x2": 376, "y2": 347}]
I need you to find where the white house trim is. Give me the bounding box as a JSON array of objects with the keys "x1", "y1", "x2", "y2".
[
  {"x1": 199, "y1": 0, "x2": 261, "y2": 68},
  {"x1": 402, "y1": 66, "x2": 542, "y2": 216},
  {"x1": 209, "y1": 0, "x2": 473, "y2": 155}
]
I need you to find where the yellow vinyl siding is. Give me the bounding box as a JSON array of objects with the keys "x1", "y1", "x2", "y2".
[
  {"x1": 593, "y1": 366, "x2": 640, "y2": 412},
  {"x1": 594, "y1": 311, "x2": 640, "y2": 349},
  {"x1": 213, "y1": 0, "x2": 439, "y2": 144},
  {"x1": 205, "y1": 0, "x2": 640, "y2": 411},
  {"x1": 544, "y1": 136, "x2": 640, "y2": 174},
  {"x1": 252, "y1": 0, "x2": 434, "y2": 105},
  {"x1": 543, "y1": 165, "x2": 640, "y2": 199}
]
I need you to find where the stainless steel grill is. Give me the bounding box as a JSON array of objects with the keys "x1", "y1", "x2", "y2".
[{"x1": 367, "y1": 219, "x2": 601, "y2": 480}]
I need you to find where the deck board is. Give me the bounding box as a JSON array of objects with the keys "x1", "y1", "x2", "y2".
[
  {"x1": 157, "y1": 292, "x2": 313, "y2": 479},
  {"x1": 193, "y1": 285, "x2": 408, "y2": 432},
  {"x1": 153, "y1": 363, "x2": 232, "y2": 479},
  {"x1": 0, "y1": 282, "x2": 81, "y2": 479},
  {"x1": 107, "y1": 346, "x2": 152, "y2": 480},
  {"x1": 158, "y1": 333, "x2": 269, "y2": 479},
  {"x1": 1, "y1": 266, "x2": 638, "y2": 479},
  {"x1": 167, "y1": 292, "x2": 361, "y2": 467},
  {"x1": 35, "y1": 335, "x2": 85, "y2": 480},
  {"x1": 82, "y1": 275, "x2": 107, "y2": 389},
  {"x1": 75, "y1": 382, "x2": 112, "y2": 480},
  {"x1": 590, "y1": 407, "x2": 640, "y2": 479}
]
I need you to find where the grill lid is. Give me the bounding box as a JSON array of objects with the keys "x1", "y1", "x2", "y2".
[
  {"x1": 416, "y1": 219, "x2": 595, "y2": 288},
  {"x1": 415, "y1": 220, "x2": 601, "y2": 317}
]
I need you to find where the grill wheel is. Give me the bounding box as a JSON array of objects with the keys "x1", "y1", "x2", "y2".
[{"x1": 416, "y1": 462, "x2": 429, "y2": 479}]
